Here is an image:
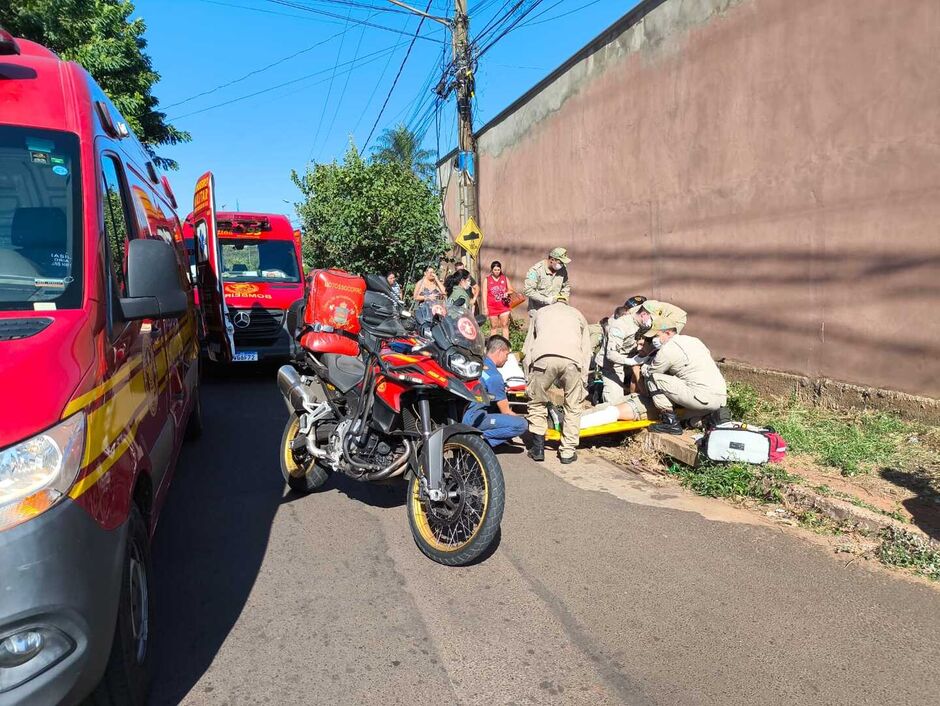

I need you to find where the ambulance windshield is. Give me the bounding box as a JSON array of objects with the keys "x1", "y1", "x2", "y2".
[
  {"x1": 0, "y1": 126, "x2": 82, "y2": 311},
  {"x1": 219, "y1": 239, "x2": 301, "y2": 283}
]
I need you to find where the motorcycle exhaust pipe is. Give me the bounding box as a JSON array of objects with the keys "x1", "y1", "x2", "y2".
[{"x1": 277, "y1": 365, "x2": 314, "y2": 413}]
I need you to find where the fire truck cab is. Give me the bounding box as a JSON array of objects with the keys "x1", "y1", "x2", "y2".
[{"x1": 183, "y1": 205, "x2": 304, "y2": 363}]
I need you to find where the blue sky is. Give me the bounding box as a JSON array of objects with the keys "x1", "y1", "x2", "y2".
[{"x1": 136, "y1": 1, "x2": 632, "y2": 220}]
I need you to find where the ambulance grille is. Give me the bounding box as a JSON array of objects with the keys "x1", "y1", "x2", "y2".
[
  {"x1": 230, "y1": 308, "x2": 284, "y2": 346},
  {"x1": 0, "y1": 317, "x2": 53, "y2": 341}
]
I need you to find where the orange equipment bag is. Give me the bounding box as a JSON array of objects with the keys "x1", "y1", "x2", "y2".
[{"x1": 300, "y1": 269, "x2": 366, "y2": 356}]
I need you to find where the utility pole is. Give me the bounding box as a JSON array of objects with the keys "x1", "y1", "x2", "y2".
[
  {"x1": 452, "y1": 0, "x2": 477, "y2": 244},
  {"x1": 387, "y1": 0, "x2": 480, "y2": 292}
]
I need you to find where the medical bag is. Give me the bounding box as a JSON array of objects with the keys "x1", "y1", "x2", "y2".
[
  {"x1": 300, "y1": 269, "x2": 366, "y2": 356},
  {"x1": 702, "y1": 422, "x2": 788, "y2": 464}
]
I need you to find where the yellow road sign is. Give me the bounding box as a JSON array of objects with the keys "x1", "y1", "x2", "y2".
[{"x1": 455, "y1": 217, "x2": 483, "y2": 258}]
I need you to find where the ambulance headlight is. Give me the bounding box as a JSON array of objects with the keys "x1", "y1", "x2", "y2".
[
  {"x1": 0, "y1": 413, "x2": 85, "y2": 531},
  {"x1": 446, "y1": 352, "x2": 482, "y2": 380}
]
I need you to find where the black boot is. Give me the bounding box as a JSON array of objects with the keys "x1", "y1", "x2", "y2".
[
  {"x1": 651, "y1": 411, "x2": 683, "y2": 435},
  {"x1": 527, "y1": 434, "x2": 545, "y2": 462}
]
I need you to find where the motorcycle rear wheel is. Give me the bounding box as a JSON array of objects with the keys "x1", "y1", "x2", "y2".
[
  {"x1": 280, "y1": 415, "x2": 330, "y2": 494},
  {"x1": 408, "y1": 433, "x2": 504, "y2": 566}
]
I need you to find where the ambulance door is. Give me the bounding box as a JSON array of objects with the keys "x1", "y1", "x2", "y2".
[{"x1": 192, "y1": 172, "x2": 234, "y2": 362}]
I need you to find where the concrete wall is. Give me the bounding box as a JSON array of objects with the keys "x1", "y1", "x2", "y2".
[{"x1": 441, "y1": 0, "x2": 940, "y2": 400}]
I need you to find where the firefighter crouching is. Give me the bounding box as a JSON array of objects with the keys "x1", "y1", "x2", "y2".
[{"x1": 641, "y1": 317, "x2": 728, "y2": 435}]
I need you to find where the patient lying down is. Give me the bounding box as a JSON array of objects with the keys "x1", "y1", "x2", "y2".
[{"x1": 579, "y1": 394, "x2": 657, "y2": 429}]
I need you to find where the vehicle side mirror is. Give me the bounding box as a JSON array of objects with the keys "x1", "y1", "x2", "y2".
[{"x1": 120, "y1": 239, "x2": 188, "y2": 320}]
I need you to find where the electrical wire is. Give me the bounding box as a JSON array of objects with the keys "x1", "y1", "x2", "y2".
[
  {"x1": 362, "y1": 0, "x2": 435, "y2": 151},
  {"x1": 162, "y1": 23, "x2": 363, "y2": 110},
  {"x1": 518, "y1": 0, "x2": 604, "y2": 28},
  {"x1": 309, "y1": 6, "x2": 356, "y2": 159},
  {"x1": 264, "y1": 0, "x2": 444, "y2": 38},
  {"x1": 475, "y1": 0, "x2": 546, "y2": 57},
  {"x1": 169, "y1": 42, "x2": 402, "y2": 121},
  {"x1": 317, "y1": 14, "x2": 372, "y2": 160}
]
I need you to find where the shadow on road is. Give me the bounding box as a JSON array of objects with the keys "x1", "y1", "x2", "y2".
[{"x1": 148, "y1": 366, "x2": 286, "y2": 705}]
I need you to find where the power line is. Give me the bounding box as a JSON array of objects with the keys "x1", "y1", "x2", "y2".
[
  {"x1": 317, "y1": 14, "x2": 371, "y2": 160},
  {"x1": 309, "y1": 6, "x2": 356, "y2": 159},
  {"x1": 362, "y1": 0, "x2": 435, "y2": 151},
  {"x1": 519, "y1": 0, "x2": 604, "y2": 28},
  {"x1": 476, "y1": 0, "x2": 546, "y2": 57},
  {"x1": 162, "y1": 24, "x2": 357, "y2": 110},
  {"x1": 169, "y1": 42, "x2": 401, "y2": 121}
]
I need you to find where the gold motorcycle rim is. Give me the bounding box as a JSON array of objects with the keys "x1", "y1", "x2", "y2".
[
  {"x1": 410, "y1": 440, "x2": 490, "y2": 552},
  {"x1": 283, "y1": 416, "x2": 306, "y2": 478}
]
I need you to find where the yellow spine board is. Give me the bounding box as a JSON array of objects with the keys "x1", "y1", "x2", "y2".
[{"x1": 545, "y1": 419, "x2": 654, "y2": 443}]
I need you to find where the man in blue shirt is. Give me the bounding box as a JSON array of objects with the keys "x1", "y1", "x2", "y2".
[{"x1": 463, "y1": 335, "x2": 528, "y2": 447}]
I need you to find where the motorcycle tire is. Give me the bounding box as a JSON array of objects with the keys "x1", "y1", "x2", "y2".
[
  {"x1": 408, "y1": 433, "x2": 505, "y2": 566},
  {"x1": 280, "y1": 415, "x2": 330, "y2": 494}
]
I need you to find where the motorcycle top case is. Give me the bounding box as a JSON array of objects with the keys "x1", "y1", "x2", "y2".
[
  {"x1": 702, "y1": 423, "x2": 788, "y2": 464},
  {"x1": 300, "y1": 269, "x2": 366, "y2": 356}
]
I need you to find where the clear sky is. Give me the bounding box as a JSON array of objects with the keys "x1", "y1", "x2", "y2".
[{"x1": 136, "y1": 0, "x2": 633, "y2": 220}]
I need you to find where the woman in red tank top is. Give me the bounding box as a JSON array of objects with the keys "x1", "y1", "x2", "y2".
[{"x1": 484, "y1": 260, "x2": 515, "y2": 339}]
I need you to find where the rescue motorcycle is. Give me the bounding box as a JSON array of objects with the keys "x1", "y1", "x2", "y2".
[{"x1": 276, "y1": 270, "x2": 504, "y2": 566}]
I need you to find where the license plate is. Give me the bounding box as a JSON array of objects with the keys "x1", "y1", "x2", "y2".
[{"x1": 233, "y1": 351, "x2": 259, "y2": 362}]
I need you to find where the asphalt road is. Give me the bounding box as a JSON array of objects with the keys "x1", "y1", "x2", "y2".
[{"x1": 149, "y1": 372, "x2": 940, "y2": 705}]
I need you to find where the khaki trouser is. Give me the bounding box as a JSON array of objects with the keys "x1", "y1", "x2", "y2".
[
  {"x1": 601, "y1": 361, "x2": 627, "y2": 405},
  {"x1": 526, "y1": 355, "x2": 585, "y2": 457},
  {"x1": 645, "y1": 372, "x2": 726, "y2": 413}
]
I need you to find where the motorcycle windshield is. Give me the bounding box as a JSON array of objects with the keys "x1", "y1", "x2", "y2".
[{"x1": 415, "y1": 301, "x2": 485, "y2": 358}]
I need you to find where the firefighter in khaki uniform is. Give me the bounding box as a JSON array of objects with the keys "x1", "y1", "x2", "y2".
[
  {"x1": 641, "y1": 318, "x2": 728, "y2": 435},
  {"x1": 638, "y1": 299, "x2": 687, "y2": 333},
  {"x1": 602, "y1": 305, "x2": 643, "y2": 404},
  {"x1": 602, "y1": 296, "x2": 685, "y2": 403},
  {"x1": 523, "y1": 247, "x2": 571, "y2": 313},
  {"x1": 523, "y1": 293, "x2": 593, "y2": 464}
]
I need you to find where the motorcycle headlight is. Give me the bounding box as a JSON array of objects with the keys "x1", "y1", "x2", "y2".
[
  {"x1": 0, "y1": 413, "x2": 85, "y2": 532},
  {"x1": 447, "y1": 351, "x2": 482, "y2": 379}
]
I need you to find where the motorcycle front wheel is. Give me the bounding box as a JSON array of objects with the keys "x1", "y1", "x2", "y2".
[{"x1": 408, "y1": 433, "x2": 505, "y2": 566}]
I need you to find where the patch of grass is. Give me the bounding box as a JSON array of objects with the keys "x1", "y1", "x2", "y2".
[
  {"x1": 723, "y1": 385, "x2": 933, "y2": 478},
  {"x1": 878, "y1": 527, "x2": 940, "y2": 581},
  {"x1": 797, "y1": 510, "x2": 831, "y2": 533},
  {"x1": 726, "y1": 382, "x2": 762, "y2": 420},
  {"x1": 667, "y1": 461, "x2": 794, "y2": 503},
  {"x1": 770, "y1": 408, "x2": 907, "y2": 476}
]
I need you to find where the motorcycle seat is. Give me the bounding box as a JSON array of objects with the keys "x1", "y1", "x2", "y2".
[{"x1": 321, "y1": 353, "x2": 366, "y2": 393}]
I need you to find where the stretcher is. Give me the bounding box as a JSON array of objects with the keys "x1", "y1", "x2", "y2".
[{"x1": 545, "y1": 419, "x2": 653, "y2": 442}]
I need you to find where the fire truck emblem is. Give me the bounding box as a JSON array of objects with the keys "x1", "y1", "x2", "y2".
[
  {"x1": 233, "y1": 311, "x2": 251, "y2": 329},
  {"x1": 225, "y1": 283, "x2": 260, "y2": 297}
]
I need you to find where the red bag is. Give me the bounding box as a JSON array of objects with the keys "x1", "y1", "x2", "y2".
[
  {"x1": 301, "y1": 269, "x2": 366, "y2": 356},
  {"x1": 765, "y1": 431, "x2": 788, "y2": 463}
]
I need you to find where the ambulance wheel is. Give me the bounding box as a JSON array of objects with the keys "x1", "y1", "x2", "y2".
[
  {"x1": 280, "y1": 416, "x2": 330, "y2": 494},
  {"x1": 184, "y1": 387, "x2": 203, "y2": 441},
  {"x1": 90, "y1": 505, "x2": 151, "y2": 705}
]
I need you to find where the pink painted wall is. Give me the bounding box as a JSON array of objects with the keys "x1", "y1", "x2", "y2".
[{"x1": 443, "y1": 0, "x2": 940, "y2": 398}]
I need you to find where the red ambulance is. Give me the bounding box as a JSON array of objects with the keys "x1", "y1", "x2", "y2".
[
  {"x1": 183, "y1": 202, "x2": 305, "y2": 363},
  {"x1": 0, "y1": 30, "x2": 199, "y2": 703}
]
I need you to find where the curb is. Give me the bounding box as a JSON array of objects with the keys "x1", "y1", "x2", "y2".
[{"x1": 781, "y1": 484, "x2": 940, "y2": 548}]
